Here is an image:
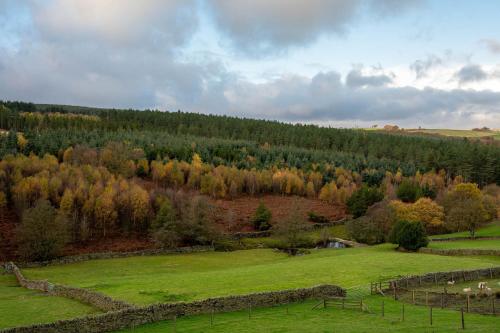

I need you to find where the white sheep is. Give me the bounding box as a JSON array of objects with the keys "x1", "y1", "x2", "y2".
[
  {"x1": 478, "y1": 282, "x2": 488, "y2": 290},
  {"x1": 447, "y1": 280, "x2": 455, "y2": 285},
  {"x1": 463, "y1": 287, "x2": 472, "y2": 293}
]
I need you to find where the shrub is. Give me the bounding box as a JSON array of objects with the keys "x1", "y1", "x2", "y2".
[
  {"x1": 307, "y1": 211, "x2": 329, "y2": 224},
  {"x1": 252, "y1": 202, "x2": 272, "y2": 231},
  {"x1": 396, "y1": 180, "x2": 422, "y2": 203},
  {"x1": 346, "y1": 217, "x2": 385, "y2": 245},
  {"x1": 389, "y1": 220, "x2": 428, "y2": 251},
  {"x1": 347, "y1": 185, "x2": 384, "y2": 218},
  {"x1": 17, "y1": 199, "x2": 69, "y2": 261},
  {"x1": 272, "y1": 206, "x2": 310, "y2": 250}
]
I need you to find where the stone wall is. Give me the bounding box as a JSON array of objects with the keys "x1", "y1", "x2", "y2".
[
  {"x1": 5, "y1": 262, "x2": 133, "y2": 312},
  {"x1": 17, "y1": 245, "x2": 213, "y2": 268},
  {"x1": 430, "y1": 236, "x2": 500, "y2": 242},
  {"x1": 419, "y1": 247, "x2": 500, "y2": 257},
  {"x1": 387, "y1": 266, "x2": 500, "y2": 290},
  {"x1": 0, "y1": 284, "x2": 345, "y2": 333}
]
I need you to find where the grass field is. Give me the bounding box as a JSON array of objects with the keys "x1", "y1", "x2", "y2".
[
  {"x1": 22, "y1": 245, "x2": 500, "y2": 305},
  {"x1": 431, "y1": 221, "x2": 500, "y2": 239},
  {"x1": 113, "y1": 295, "x2": 500, "y2": 333},
  {"x1": 364, "y1": 128, "x2": 500, "y2": 140},
  {"x1": 428, "y1": 239, "x2": 500, "y2": 250},
  {"x1": 0, "y1": 274, "x2": 100, "y2": 329}
]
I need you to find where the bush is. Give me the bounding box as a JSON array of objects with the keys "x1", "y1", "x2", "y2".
[
  {"x1": 272, "y1": 206, "x2": 310, "y2": 250},
  {"x1": 396, "y1": 180, "x2": 422, "y2": 203},
  {"x1": 252, "y1": 202, "x2": 272, "y2": 231},
  {"x1": 389, "y1": 220, "x2": 428, "y2": 251},
  {"x1": 17, "y1": 199, "x2": 69, "y2": 261},
  {"x1": 307, "y1": 211, "x2": 329, "y2": 224},
  {"x1": 346, "y1": 217, "x2": 385, "y2": 245},
  {"x1": 347, "y1": 185, "x2": 384, "y2": 218}
]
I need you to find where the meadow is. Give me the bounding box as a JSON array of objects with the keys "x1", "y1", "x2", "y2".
[
  {"x1": 431, "y1": 221, "x2": 500, "y2": 239},
  {"x1": 113, "y1": 296, "x2": 500, "y2": 333},
  {"x1": 0, "y1": 274, "x2": 100, "y2": 329},
  {"x1": 428, "y1": 239, "x2": 500, "y2": 250},
  {"x1": 22, "y1": 245, "x2": 500, "y2": 306}
]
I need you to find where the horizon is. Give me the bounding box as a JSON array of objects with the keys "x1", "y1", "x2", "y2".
[{"x1": 1, "y1": 0, "x2": 500, "y2": 129}]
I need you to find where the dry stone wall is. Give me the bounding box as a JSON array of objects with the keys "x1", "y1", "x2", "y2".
[
  {"x1": 4, "y1": 262, "x2": 132, "y2": 312},
  {"x1": 17, "y1": 245, "x2": 213, "y2": 268},
  {"x1": 0, "y1": 284, "x2": 345, "y2": 333},
  {"x1": 419, "y1": 247, "x2": 500, "y2": 256}
]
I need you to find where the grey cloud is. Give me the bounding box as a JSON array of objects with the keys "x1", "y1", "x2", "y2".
[
  {"x1": 481, "y1": 39, "x2": 500, "y2": 54},
  {"x1": 222, "y1": 72, "x2": 500, "y2": 127},
  {"x1": 207, "y1": 0, "x2": 423, "y2": 56},
  {"x1": 31, "y1": 0, "x2": 199, "y2": 49},
  {"x1": 345, "y1": 69, "x2": 393, "y2": 88},
  {"x1": 454, "y1": 64, "x2": 488, "y2": 84},
  {"x1": 410, "y1": 55, "x2": 443, "y2": 79}
]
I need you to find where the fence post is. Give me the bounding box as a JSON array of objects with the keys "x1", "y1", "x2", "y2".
[
  {"x1": 401, "y1": 303, "x2": 405, "y2": 322},
  {"x1": 382, "y1": 300, "x2": 384, "y2": 317},
  {"x1": 342, "y1": 298, "x2": 345, "y2": 309},
  {"x1": 248, "y1": 304, "x2": 252, "y2": 319},
  {"x1": 286, "y1": 305, "x2": 289, "y2": 315},
  {"x1": 360, "y1": 300, "x2": 363, "y2": 312},
  {"x1": 425, "y1": 291, "x2": 429, "y2": 306},
  {"x1": 211, "y1": 309, "x2": 214, "y2": 327},
  {"x1": 492, "y1": 298, "x2": 496, "y2": 315},
  {"x1": 441, "y1": 294, "x2": 444, "y2": 309},
  {"x1": 173, "y1": 315, "x2": 177, "y2": 333},
  {"x1": 461, "y1": 307, "x2": 465, "y2": 330},
  {"x1": 412, "y1": 290, "x2": 415, "y2": 304},
  {"x1": 323, "y1": 299, "x2": 326, "y2": 309},
  {"x1": 430, "y1": 307, "x2": 433, "y2": 326},
  {"x1": 466, "y1": 295, "x2": 470, "y2": 313}
]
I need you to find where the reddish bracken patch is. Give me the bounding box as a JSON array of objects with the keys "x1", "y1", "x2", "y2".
[
  {"x1": 210, "y1": 195, "x2": 346, "y2": 232},
  {"x1": 0, "y1": 209, "x2": 19, "y2": 261},
  {"x1": 63, "y1": 237, "x2": 156, "y2": 256}
]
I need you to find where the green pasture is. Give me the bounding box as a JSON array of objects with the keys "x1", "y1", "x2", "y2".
[{"x1": 22, "y1": 245, "x2": 500, "y2": 305}]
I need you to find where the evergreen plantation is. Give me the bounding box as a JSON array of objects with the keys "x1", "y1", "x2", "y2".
[{"x1": 0, "y1": 100, "x2": 499, "y2": 186}]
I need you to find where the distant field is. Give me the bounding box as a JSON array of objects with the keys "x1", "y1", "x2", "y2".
[
  {"x1": 364, "y1": 128, "x2": 500, "y2": 140},
  {"x1": 114, "y1": 296, "x2": 500, "y2": 333},
  {"x1": 431, "y1": 221, "x2": 500, "y2": 239},
  {"x1": 22, "y1": 245, "x2": 500, "y2": 306},
  {"x1": 0, "y1": 274, "x2": 99, "y2": 329},
  {"x1": 428, "y1": 239, "x2": 500, "y2": 250}
]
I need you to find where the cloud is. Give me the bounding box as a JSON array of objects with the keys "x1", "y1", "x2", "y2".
[
  {"x1": 454, "y1": 64, "x2": 488, "y2": 84},
  {"x1": 481, "y1": 39, "x2": 500, "y2": 54},
  {"x1": 221, "y1": 71, "x2": 500, "y2": 128},
  {"x1": 410, "y1": 55, "x2": 443, "y2": 79},
  {"x1": 207, "y1": 0, "x2": 423, "y2": 56},
  {"x1": 31, "y1": 0, "x2": 198, "y2": 48},
  {"x1": 345, "y1": 69, "x2": 393, "y2": 88}
]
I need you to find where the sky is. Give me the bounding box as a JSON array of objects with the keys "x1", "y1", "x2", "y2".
[{"x1": 1, "y1": 0, "x2": 500, "y2": 129}]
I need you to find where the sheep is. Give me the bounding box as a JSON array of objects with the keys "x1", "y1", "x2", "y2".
[
  {"x1": 478, "y1": 282, "x2": 488, "y2": 290},
  {"x1": 447, "y1": 280, "x2": 455, "y2": 285},
  {"x1": 463, "y1": 287, "x2": 472, "y2": 293}
]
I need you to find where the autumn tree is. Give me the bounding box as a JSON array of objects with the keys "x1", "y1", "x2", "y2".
[
  {"x1": 17, "y1": 199, "x2": 69, "y2": 261},
  {"x1": 390, "y1": 198, "x2": 445, "y2": 233},
  {"x1": 443, "y1": 183, "x2": 491, "y2": 237}
]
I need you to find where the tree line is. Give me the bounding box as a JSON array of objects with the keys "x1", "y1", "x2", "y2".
[{"x1": 1, "y1": 101, "x2": 499, "y2": 186}]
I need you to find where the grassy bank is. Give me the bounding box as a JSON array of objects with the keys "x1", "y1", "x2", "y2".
[{"x1": 0, "y1": 274, "x2": 100, "y2": 329}]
